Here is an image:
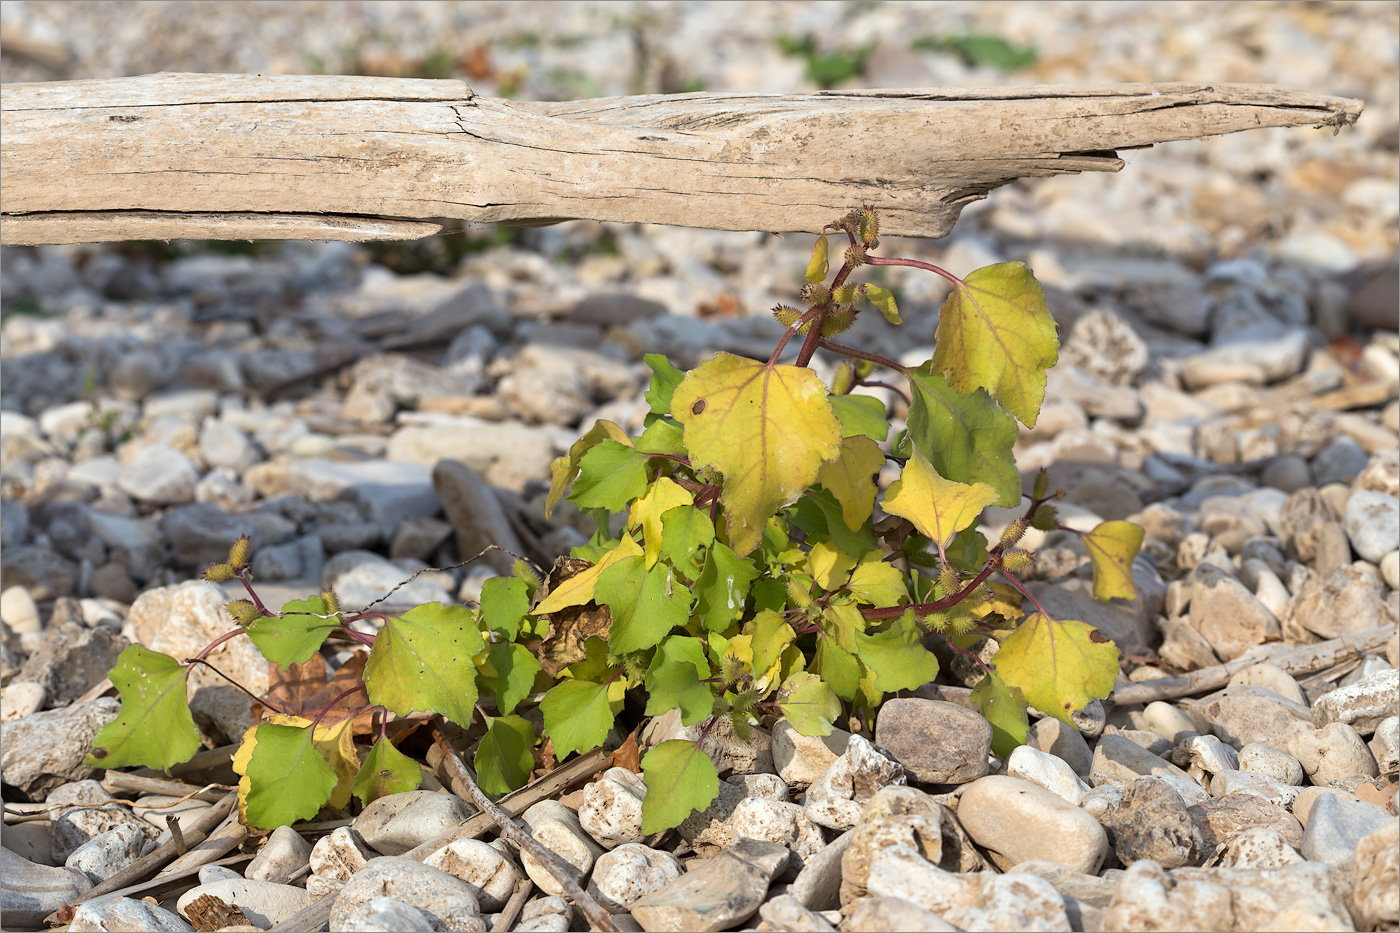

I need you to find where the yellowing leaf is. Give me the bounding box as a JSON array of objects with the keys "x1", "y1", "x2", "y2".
[
  {"x1": 673, "y1": 353, "x2": 842, "y2": 556},
  {"x1": 1082, "y1": 521, "x2": 1145, "y2": 602},
  {"x1": 906, "y1": 364, "x2": 1020, "y2": 508},
  {"x1": 816, "y1": 434, "x2": 885, "y2": 532},
  {"x1": 808, "y1": 537, "x2": 856, "y2": 591},
  {"x1": 966, "y1": 581, "x2": 1022, "y2": 621},
  {"x1": 233, "y1": 720, "x2": 339, "y2": 830},
  {"x1": 628, "y1": 477, "x2": 694, "y2": 568},
  {"x1": 533, "y1": 536, "x2": 643, "y2": 614},
  {"x1": 847, "y1": 554, "x2": 908, "y2": 608},
  {"x1": 806, "y1": 233, "x2": 830, "y2": 284},
  {"x1": 993, "y1": 613, "x2": 1119, "y2": 727},
  {"x1": 881, "y1": 448, "x2": 998, "y2": 551},
  {"x1": 546, "y1": 420, "x2": 633, "y2": 519},
  {"x1": 931, "y1": 262, "x2": 1058, "y2": 427},
  {"x1": 865, "y1": 284, "x2": 901, "y2": 324}
]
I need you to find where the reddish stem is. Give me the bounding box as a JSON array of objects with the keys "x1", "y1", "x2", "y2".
[
  {"x1": 309, "y1": 685, "x2": 368, "y2": 730},
  {"x1": 855, "y1": 380, "x2": 912, "y2": 407},
  {"x1": 234, "y1": 572, "x2": 272, "y2": 617},
  {"x1": 815, "y1": 338, "x2": 909, "y2": 376},
  {"x1": 862, "y1": 561, "x2": 1000, "y2": 621},
  {"x1": 767, "y1": 306, "x2": 822, "y2": 366},
  {"x1": 192, "y1": 629, "x2": 245, "y2": 664},
  {"x1": 999, "y1": 570, "x2": 1053, "y2": 619},
  {"x1": 865, "y1": 255, "x2": 964, "y2": 289}
]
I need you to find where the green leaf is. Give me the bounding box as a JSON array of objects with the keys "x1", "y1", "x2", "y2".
[
  {"x1": 476, "y1": 715, "x2": 536, "y2": 796},
  {"x1": 695, "y1": 542, "x2": 759, "y2": 632},
  {"x1": 87, "y1": 646, "x2": 199, "y2": 772},
  {"x1": 641, "y1": 740, "x2": 720, "y2": 833},
  {"x1": 242, "y1": 722, "x2": 338, "y2": 830},
  {"x1": 596, "y1": 556, "x2": 693, "y2": 654},
  {"x1": 906, "y1": 364, "x2": 1021, "y2": 508},
  {"x1": 659, "y1": 505, "x2": 715, "y2": 579},
  {"x1": 882, "y1": 448, "x2": 998, "y2": 551},
  {"x1": 546, "y1": 420, "x2": 633, "y2": 519},
  {"x1": 816, "y1": 434, "x2": 886, "y2": 532},
  {"x1": 364, "y1": 602, "x2": 484, "y2": 727},
  {"x1": 244, "y1": 596, "x2": 339, "y2": 667},
  {"x1": 636, "y1": 417, "x2": 687, "y2": 456},
  {"x1": 994, "y1": 613, "x2": 1119, "y2": 727},
  {"x1": 931, "y1": 261, "x2": 1058, "y2": 428},
  {"x1": 645, "y1": 637, "x2": 715, "y2": 726},
  {"x1": 672, "y1": 352, "x2": 842, "y2": 556},
  {"x1": 829, "y1": 394, "x2": 890, "y2": 442},
  {"x1": 865, "y1": 284, "x2": 901, "y2": 324},
  {"x1": 570, "y1": 440, "x2": 651, "y2": 513},
  {"x1": 1082, "y1": 521, "x2": 1145, "y2": 602},
  {"x1": 644, "y1": 354, "x2": 687, "y2": 416},
  {"x1": 352, "y1": 737, "x2": 422, "y2": 807},
  {"x1": 480, "y1": 577, "x2": 530, "y2": 640},
  {"x1": 535, "y1": 536, "x2": 643, "y2": 615},
  {"x1": 791, "y1": 488, "x2": 878, "y2": 557},
  {"x1": 778, "y1": 672, "x2": 842, "y2": 737},
  {"x1": 806, "y1": 233, "x2": 830, "y2": 283},
  {"x1": 478, "y1": 642, "x2": 542, "y2": 716},
  {"x1": 814, "y1": 636, "x2": 862, "y2": 700},
  {"x1": 946, "y1": 526, "x2": 990, "y2": 573},
  {"x1": 540, "y1": 679, "x2": 617, "y2": 759},
  {"x1": 854, "y1": 614, "x2": 940, "y2": 693},
  {"x1": 748, "y1": 610, "x2": 796, "y2": 686},
  {"x1": 971, "y1": 670, "x2": 1030, "y2": 759},
  {"x1": 627, "y1": 477, "x2": 694, "y2": 568},
  {"x1": 846, "y1": 554, "x2": 908, "y2": 608}
]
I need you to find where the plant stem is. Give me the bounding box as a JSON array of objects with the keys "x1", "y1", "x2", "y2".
[
  {"x1": 191, "y1": 629, "x2": 245, "y2": 664},
  {"x1": 815, "y1": 338, "x2": 909, "y2": 375},
  {"x1": 234, "y1": 572, "x2": 272, "y2": 616},
  {"x1": 865, "y1": 254, "x2": 964, "y2": 289},
  {"x1": 183, "y1": 657, "x2": 295, "y2": 716},
  {"x1": 767, "y1": 306, "x2": 821, "y2": 367},
  {"x1": 999, "y1": 570, "x2": 1052, "y2": 618},
  {"x1": 308, "y1": 686, "x2": 369, "y2": 730},
  {"x1": 856, "y1": 379, "x2": 912, "y2": 406},
  {"x1": 430, "y1": 722, "x2": 619, "y2": 933}
]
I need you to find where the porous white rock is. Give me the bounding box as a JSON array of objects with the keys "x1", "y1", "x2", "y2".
[
  {"x1": 423, "y1": 838, "x2": 523, "y2": 912},
  {"x1": 802, "y1": 734, "x2": 905, "y2": 830},
  {"x1": 1005, "y1": 744, "x2": 1091, "y2": 807},
  {"x1": 309, "y1": 825, "x2": 375, "y2": 881},
  {"x1": 577, "y1": 767, "x2": 646, "y2": 849},
  {"x1": 585, "y1": 843, "x2": 684, "y2": 913},
  {"x1": 518, "y1": 800, "x2": 604, "y2": 897}
]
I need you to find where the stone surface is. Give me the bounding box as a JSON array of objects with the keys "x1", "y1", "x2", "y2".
[
  {"x1": 1344, "y1": 488, "x2": 1399, "y2": 563},
  {"x1": 874, "y1": 699, "x2": 991, "y2": 784},
  {"x1": 1353, "y1": 817, "x2": 1400, "y2": 932},
  {"x1": 337, "y1": 896, "x2": 449, "y2": 932},
  {"x1": 956, "y1": 775, "x2": 1108, "y2": 874},
  {"x1": 1370, "y1": 715, "x2": 1399, "y2": 778},
  {"x1": 352, "y1": 791, "x2": 475, "y2": 856},
  {"x1": 175, "y1": 879, "x2": 310, "y2": 929},
  {"x1": 629, "y1": 837, "x2": 787, "y2": 933},
  {"x1": 1, "y1": 847, "x2": 94, "y2": 929},
  {"x1": 1190, "y1": 792, "x2": 1304, "y2": 858},
  {"x1": 1, "y1": 698, "x2": 120, "y2": 800},
  {"x1": 1089, "y1": 733, "x2": 1193, "y2": 786},
  {"x1": 1102, "y1": 859, "x2": 1233, "y2": 932},
  {"x1": 577, "y1": 767, "x2": 647, "y2": 849},
  {"x1": 1288, "y1": 723, "x2": 1379, "y2": 784},
  {"x1": 245, "y1": 824, "x2": 313, "y2": 884},
  {"x1": 65, "y1": 822, "x2": 152, "y2": 884},
  {"x1": 839, "y1": 786, "x2": 984, "y2": 905},
  {"x1": 518, "y1": 800, "x2": 604, "y2": 897},
  {"x1": 1189, "y1": 563, "x2": 1281, "y2": 660},
  {"x1": 422, "y1": 838, "x2": 523, "y2": 913},
  {"x1": 1312, "y1": 668, "x2": 1399, "y2": 735},
  {"x1": 328, "y1": 858, "x2": 480, "y2": 932},
  {"x1": 771, "y1": 719, "x2": 851, "y2": 788},
  {"x1": 68, "y1": 895, "x2": 194, "y2": 933},
  {"x1": 1299, "y1": 791, "x2": 1391, "y2": 870},
  {"x1": 841, "y1": 895, "x2": 961, "y2": 932},
  {"x1": 1004, "y1": 744, "x2": 1091, "y2": 806},
  {"x1": 1235, "y1": 742, "x2": 1307, "y2": 786},
  {"x1": 431, "y1": 460, "x2": 526, "y2": 575},
  {"x1": 1102, "y1": 776, "x2": 1204, "y2": 869},
  {"x1": 802, "y1": 734, "x2": 906, "y2": 830},
  {"x1": 1027, "y1": 717, "x2": 1094, "y2": 777},
  {"x1": 1195, "y1": 685, "x2": 1315, "y2": 751},
  {"x1": 1292, "y1": 564, "x2": 1394, "y2": 639},
  {"x1": 309, "y1": 826, "x2": 375, "y2": 882},
  {"x1": 756, "y1": 894, "x2": 837, "y2": 933},
  {"x1": 1218, "y1": 827, "x2": 1305, "y2": 869},
  {"x1": 586, "y1": 844, "x2": 683, "y2": 914},
  {"x1": 787, "y1": 830, "x2": 851, "y2": 912}
]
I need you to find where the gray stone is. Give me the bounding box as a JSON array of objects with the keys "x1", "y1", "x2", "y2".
[
  {"x1": 198, "y1": 420, "x2": 258, "y2": 473},
  {"x1": 518, "y1": 800, "x2": 603, "y2": 897},
  {"x1": 803, "y1": 734, "x2": 905, "y2": 831},
  {"x1": 1189, "y1": 564, "x2": 1280, "y2": 660},
  {"x1": 1194, "y1": 684, "x2": 1315, "y2": 750},
  {"x1": 388, "y1": 415, "x2": 556, "y2": 493},
  {"x1": 1102, "y1": 776, "x2": 1204, "y2": 869},
  {"x1": 432, "y1": 460, "x2": 526, "y2": 575},
  {"x1": 1344, "y1": 489, "x2": 1399, "y2": 563},
  {"x1": 629, "y1": 838, "x2": 788, "y2": 933},
  {"x1": 52, "y1": 805, "x2": 158, "y2": 862},
  {"x1": 328, "y1": 858, "x2": 480, "y2": 932},
  {"x1": 1059, "y1": 310, "x2": 1149, "y2": 386},
  {"x1": 1178, "y1": 327, "x2": 1310, "y2": 390},
  {"x1": 874, "y1": 699, "x2": 990, "y2": 784},
  {"x1": 585, "y1": 844, "x2": 683, "y2": 914},
  {"x1": 1089, "y1": 733, "x2": 1193, "y2": 786},
  {"x1": 513, "y1": 895, "x2": 571, "y2": 933},
  {"x1": 771, "y1": 719, "x2": 851, "y2": 788},
  {"x1": 578, "y1": 767, "x2": 647, "y2": 849},
  {"x1": 1313, "y1": 437, "x2": 1371, "y2": 487},
  {"x1": 65, "y1": 822, "x2": 152, "y2": 884},
  {"x1": 287, "y1": 458, "x2": 440, "y2": 539},
  {"x1": 841, "y1": 895, "x2": 960, "y2": 932},
  {"x1": 323, "y1": 550, "x2": 453, "y2": 611},
  {"x1": 1312, "y1": 667, "x2": 1399, "y2": 735},
  {"x1": 0, "y1": 848, "x2": 93, "y2": 929},
  {"x1": 1353, "y1": 818, "x2": 1399, "y2": 932},
  {"x1": 68, "y1": 895, "x2": 194, "y2": 932},
  {"x1": 1027, "y1": 717, "x2": 1094, "y2": 777},
  {"x1": 956, "y1": 775, "x2": 1108, "y2": 874},
  {"x1": 1237, "y1": 744, "x2": 1305, "y2": 786},
  {"x1": 787, "y1": 831, "x2": 850, "y2": 912},
  {"x1": 1189, "y1": 793, "x2": 1304, "y2": 858},
  {"x1": 1, "y1": 698, "x2": 120, "y2": 800},
  {"x1": 15, "y1": 621, "x2": 128, "y2": 707},
  {"x1": 1207, "y1": 769, "x2": 1299, "y2": 807},
  {"x1": 0, "y1": 543, "x2": 77, "y2": 601},
  {"x1": 423, "y1": 838, "x2": 523, "y2": 912},
  {"x1": 117, "y1": 444, "x2": 197, "y2": 504},
  {"x1": 352, "y1": 792, "x2": 475, "y2": 856},
  {"x1": 1102, "y1": 859, "x2": 1233, "y2": 932},
  {"x1": 338, "y1": 896, "x2": 448, "y2": 932},
  {"x1": 725, "y1": 796, "x2": 825, "y2": 878},
  {"x1": 1289, "y1": 723, "x2": 1379, "y2": 784},
  {"x1": 1292, "y1": 564, "x2": 1394, "y2": 639},
  {"x1": 1301, "y1": 792, "x2": 1392, "y2": 872},
  {"x1": 757, "y1": 894, "x2": 836, "y2": 933}
]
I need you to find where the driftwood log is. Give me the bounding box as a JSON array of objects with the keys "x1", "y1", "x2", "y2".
[{"x1": 0, "y1": 73, "x2": 1362, "y2": 245}]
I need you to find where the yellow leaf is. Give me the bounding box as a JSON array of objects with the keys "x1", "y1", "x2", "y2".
[
  {"x1": 808, "y1": 538, "x2": 856, "y2": 590},
  {"x1": 931, "y1": 262, "x2": 1058, "y2": 428},
  {"x1": 865, "y1": 284, "x2": 901, "y2": 324},
  {"x1": 546, "y1": 420, "x2": 633, "y2": 519},
  {"x1": 966, "y1": 581, "x2": 1022, "y2": 620},
  {"x1": 533, "y1": 536, "x2": 643, "y2": 614},
  {"x1": 1082, "y1": 521, "x2": 1145, "y2": 602},
  {"x1": 993, "y1": 613, "x2": 1118, "y2": 727},
  {"x1": 881, "y1": 448, "x2": 998, "y2": 551},
  {"x1": 806, "y1": 233, "x2": 829, "y2": 284},
  {"x1": 816, "y1": 434, "x2": 886, "y2": 532},
  {"x1": 627, "y1": 477, "x2": 694, "y2": 568},
  {"x1": 230, "y1": 713, "x2": 361, "y2": 819},
  {"x1": 673, "y1": 353, "x2": 842, "y2": 556}
]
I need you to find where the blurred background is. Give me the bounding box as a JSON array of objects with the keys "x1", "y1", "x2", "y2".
[{"x1": 1, "y1": 2, "x2": 1396, "y2": 654}]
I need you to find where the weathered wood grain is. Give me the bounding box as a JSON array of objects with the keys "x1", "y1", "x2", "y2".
[{"x1": 0, "y1": 73, "x2": 1362, "y2": 244}]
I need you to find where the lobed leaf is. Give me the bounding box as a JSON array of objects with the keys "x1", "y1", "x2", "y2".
[
  {"x1": 659, "y1": 505, "x2": 715, "y2": 579},
  {"x1": 881, "y1": 448, "x2": 999, "y2": 551},
  {"x1": 813, "y1": 636, "x2": 862, "y2": 701},
  {"x1": 627, "y1": 477, "x2": 694, "y2": 568},
  {"x1": 245, "y1": 595, "x2": 339, "y2": 667},
  {"x1": 352, "y1": 736, "x2": 422, "y2": 807},
  {"x1": 570, "y1": 440, "x2": 652, "y2": 513},
  {"x1": 673, "y1": 353, "x2": 842, "y2": 556},
  {"x1": 534, "y1": 535, "x2": 643, "y2": 615},
  {"x1": 641, "y1": 740, "x2": 720, "y2": 834},
  {"x1": 477, "y1": 642, "x2": 542, "y2": 716},
  {"x1": 993, "y1": 612, "x2": 1119, "y2": 727},
  {"x1": 931, "y1": 261, "x2": 1058, "y2": 428},
  {"x1": 807, "y1": 537, "x2": 856, "y2": 591},
  {"x1": 595, "y1": 556, "x2": 693, "y2": 654},
  {"x1": 540, "y1": 679, "x2": 618, "y2": 759},
  {"x1": 644, "y1": 636, "x2": 715, "y2": 726},
  {"x1": 854, "y1": 613, "x2": 940, "y2": 693},
  {"x1": 643, "y1": 354, "x2": 687, "y2": 416},
  {"x1": 546, "y1": 420, "x2": 633, "y2": 519},
  {"x1": 480, "y1": 576, "x2": 530, "y2": 640},
  {"x1": 777, "y1": 672, "x2": 842, "y2": 737},
  {"x1": 828, "y1": 394, "x2": 890, "y2": 442},
  {"x1": 906, "y1": 364, "x2": 1020, "y2": 508},
  {"x1": 1082, "y1": 521, "x2": 1145, "y2": 602},
  {"x1": 846, "y1": 554, "x2": 908, "y2": 608},
  {"x1": 636, "y1": 417, "x2": 686, "y2": 456},
  {"x1": 748, "y1": 610, "x2": 796, "y2": 688},
  {"x1": 694, "y1": 542, "x2": 759, "y2": 632},
  {"x1": 87, "y1": 645, "x2": 199, "y2": 772},
  {"x1": 816, "y1": 434, "x2": 886, "y2": 532},
  {"x1": 475, "y1": 715, "x2": 536, "y2": 797},
  {"x1": 971, "y1": 670, "x2": 1030, "y2": 758},
  {"x1": 364, "y1": 602, "x2": 484, "y2": 727},
  {"x1": 240, "y1": 722, "x2": 339, "y2": 830}
]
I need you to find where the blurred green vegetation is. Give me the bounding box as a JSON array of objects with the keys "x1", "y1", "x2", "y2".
[
  {"x1": 775, "y1": 34, "x2": 873, "y2": 88},
  {"x1": 912, "y1": 33, "x2": 1038, "y2": 72}
]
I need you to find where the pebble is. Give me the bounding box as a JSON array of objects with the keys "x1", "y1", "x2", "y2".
[
  {"x1": 955, "y1": 775, "x2": 1108, "y2": 874},
  {"x1": 1218, "y1": 827, "x2": 1305, "y2": 869},
  {"x1": 1003, "y1": 744, "x2": 1090, "y2": 806},
  {"x1": 1288, "y1": 723, "x2": 1380, "y2": 784},
  {"x1": 585, "y1": 843, "x2": 684, "y2": 913},
  {"x1": 802, "y1": 734, "x2": 906, "y2": 830},
  {"x1": 0, "y1": 848, "x2": 94, "y2": 929},
  {"x1": 1189, "y1": 563, "x2": 1280, "y2": 660},
  {"x1": 787, "y1": 831, "x2": 851, "y2": 912},
  {"x1": 68, "y1": 895, "x2": 194, "y2": 933},
  {"x1": 1089, "y1": 733, "x2": 1192, "y2": 786},
  {"x1": 245, "y1": 824, "x2": 313, "y2": 884},
  {"x1": 577, "y1": 767, "x2": 647, "y2": 849},
  {"x1": 771, "y1": 720, "x2": 851, "y2": 788},
  {"x1": 309, "y1": 826, "x2": 376, "y2": 881},
  {"x1": 1195, "y1": 685, "x2": 1315, "y2": 751},
  {"x1": 1311, "y1": 668, "x2": 1399, "y2": 735},
  {"x1": 0, "y1": 697, "x2": 120, "y2": 800},
  {"x1": 518, "y1": 800, "x2": 604, "y2": 897},
  {"x1": 328, "y1": 858, "x2": 481, "y2": 932},
  {"x1": 1299, "y1": 791, "x2": 1392, "y2": 871},
  {"x1": 873, "y1": 699, "x2": 991, "y2": 784},
  {"x1": 1369, "y1": 716, "x2": 1399, "y2": 778},
  {"x1": 630, "y1": 838, "x2": 788, "y2": 933},
  {"x1": 841, "y1": 895, "x2": 961, "y2": 932},
  {"x1": 1237, "y1": 743, "x2": 1306, "y2": 786},
  {"x1": 1353, "y1": 818, "x2": 1400, "y2": 932},
  {"x1": 1344, "y1": 489, "x2": 1399, "y2": 563},
  {"x1": 1026, "y1": 717, "x2": 1094, "y2": 777},
  {"x1": 422, "y1": 839, "x2": 523, "y2": 912},
  {"x1": 337, "y1": 896, "x2": 449, "y2": 932},
  {"x1": 352, "y1": 791, "x2": 475, "y2": 857},
  {"x1": 65, "y1": 822, "x2": 152, "y2": 884},
  {"x1": 174, "y1": 878, "x2": 310, "y2": 929}
]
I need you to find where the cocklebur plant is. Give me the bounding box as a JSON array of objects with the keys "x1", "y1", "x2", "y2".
[{"x1": 88, "y1": 208, "x2": 1144, "y2": 833}]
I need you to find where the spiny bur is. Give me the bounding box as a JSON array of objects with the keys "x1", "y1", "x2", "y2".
[
  {"x1": 938, "y1": 564, "x2": 962, "y2": 598},
  {"x1": 226, "y1": 599, "x2": 261, "y2": 627},
  {"x1": 785, "y1": 579, "x2": 813, "y2": 609},
  {"x1": 512, "y1": 559, "x2": 543, "y2": 589},
  {"x1": 721, "y1": 654, "x2": 749, "y2": 688},
  {"x1": 320, "y1": 589, "x2": 341, "y2": 616},
  {"x1": 202, "y1": 561, "x2": 234, "y2": 584},
  {"x1": 857, "y1": 207, "x2": 880, "y2": 247},
  {"x1": 1001, "y1": 548, "x2": 1033, "y2": 574},
  {"x1": 227, "y1": 534, "x2": 251, "y2": 571},
  {"x1": 999, "y1": 519, "x2": 1029, "y2": 549},
  {"x1": 772, "y1": 304, "x2": 803, "y2": 328},
  {"x1": 831, "y1": 361, "x2": 856, "y2": 396},
  {"x1": 844, "y1": 243, "x2": 868, "y2": 267},
  {"x1": 832, "y1": 284, "x2": 859, "y2": 305},
  {"x1": 820, "y1": 307, "x2": 857, "y2": 337},
  {"x1": 800, "y1": 282, "x2": 832, "y2": 307}
]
